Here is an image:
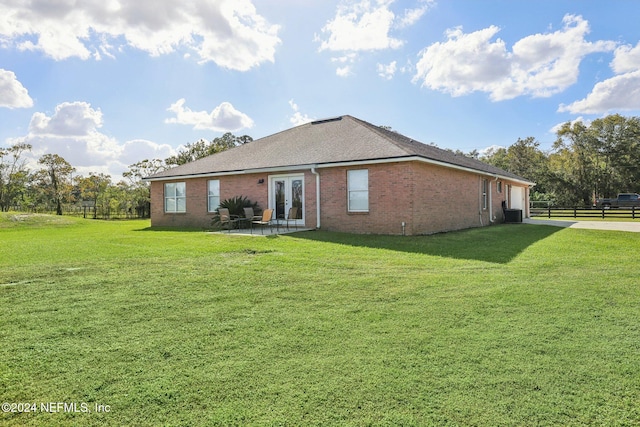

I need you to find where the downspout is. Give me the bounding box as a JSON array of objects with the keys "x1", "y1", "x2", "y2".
[
  {"x1": 489, "y1": 176, "x2": 498, "y2": 223},
  {"x1": 311, "y1": 167, "x2": 321, "y2": 229},
  {"x1": 479, "y1": 177, "x2": 484, "y2": 227}
]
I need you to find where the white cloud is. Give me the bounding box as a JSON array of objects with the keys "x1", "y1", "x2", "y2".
[
  {"x1": 316, "y1": 0, "x2": 430, "y2": 76},
  {"x1": 396, "y1": 1, "x2": 433, "y2": 29},
  {"x1": 30, "y1": 102, "x2": 104, "y2": 136},
  {"x1": 611, "y1": 41, "x2": 640, "y2": 74},
  {"x1": 557, "y1": 40, "x2": 640, "y2": 114},
  {"x1": 413, "y1": 25, "x2": 510, "y2": 97},
  {"x1": 165, "y1": 98, "x2": 254, "y2": 131},
  {"x1": 550, "y1": 117, "x2": 591, "y2": 134},
  {"x1": 288, "y1": 100, "x2": 314, "y2": 126},
  {"x1": 0, "y1": 0, "x2": 280, "y2": 71},
  {"x1": 317, "y1": 0, "x2": 403, "y2": 53},
  {"x1": 479, "y1": 144, "x2": 506, "y2": 157},
  {"x1": 558, "y1": 71, "x2": 640, "y2": 114},
  {"x1": 330, "y1": 53, "x2": 358, "y2": 77},
  {"x1": 336, "y1": 65, "x2": 353, "y2": 77},
  {"x1": 121, "y1": 139, "x2": 175, "y2": 166},
  {"x1": 377, "y1": 61, "x2": 397, "y2": 79},
  {"x1": 0, "y1": 69, "x2": 34, "y2": 109},
  {"x1": 9, "y1": 101, "x2": 174, "y2": 181},
  {"x1": 413, "y1": 15, "x2": 616, "y2": 101}
]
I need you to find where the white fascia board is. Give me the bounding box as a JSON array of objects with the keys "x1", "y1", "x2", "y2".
[
  {"x1": 144, "y1": 156, "x2": 535, "y2": 187},
  {"x1": 143, "y1": 164, "x2": 313, "y2": 182},
  {"x1": 316, "y1": 156, "x2": 536, "y2": 187}
]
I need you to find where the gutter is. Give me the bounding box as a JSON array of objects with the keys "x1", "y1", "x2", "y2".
[{"x1": 143, "y1": 156, "x2": 535, "y2": 187}]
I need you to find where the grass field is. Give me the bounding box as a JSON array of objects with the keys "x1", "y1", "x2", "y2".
[{"x1": 1, "y1": 213, "x2": 639, "y2": 426}]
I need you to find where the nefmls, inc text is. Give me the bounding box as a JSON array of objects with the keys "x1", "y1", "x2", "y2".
[
  {"x1": 40, "y1": 402, "x2": 111, "y2": 413},
  {"x1": 2, "y1": 402, "x2": 111, "y2": 413}
]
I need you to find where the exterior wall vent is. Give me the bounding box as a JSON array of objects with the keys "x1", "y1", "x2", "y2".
[{"x1": 311, "y1": 116, "x2": 343, "y2": 125}]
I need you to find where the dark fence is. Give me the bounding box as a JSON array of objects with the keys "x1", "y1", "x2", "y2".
[
  {"x1": 531, "y1": 206, "x2": 640, "y2": 219},
  {"x1": 13, "y1": 204, "x2": 150, "y2": 220}
]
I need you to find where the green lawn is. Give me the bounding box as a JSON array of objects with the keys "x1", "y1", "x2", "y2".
[{"x1": 1, "y1": 214, "x2": 639, "y2": 426}]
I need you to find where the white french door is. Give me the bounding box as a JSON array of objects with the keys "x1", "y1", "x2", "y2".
[{"x1": 269, "y1": 174, "x2": 304, "y2": 225}]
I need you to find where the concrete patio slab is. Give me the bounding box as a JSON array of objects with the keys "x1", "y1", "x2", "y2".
[{"x1": 209, "y1": 226, "x2": 314, "y2": 236}]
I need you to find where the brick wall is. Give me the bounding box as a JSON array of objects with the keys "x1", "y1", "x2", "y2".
[
  {"x1": 318, "y1": 163, "x2": 415, "y2": 235},
  {"x1": 410, "y1": 162, "x2": 485, "y2": 234},
  {"x1": 150, "y1": 170, "x2": 318, "y2": 229},
  {"x1": 150, "y1": 163, "x2": 529, "y2": 233}
]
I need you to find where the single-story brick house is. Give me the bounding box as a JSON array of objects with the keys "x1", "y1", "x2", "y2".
[{"x1": 145, "y1": 115, "x2": 534, "y2": 235}]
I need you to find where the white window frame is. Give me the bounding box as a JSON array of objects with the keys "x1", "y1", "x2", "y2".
[
  {"x1": 207, "y1": 179, "x2": 220, "y2": 212},
  {"x1": 164, "y1": 182, "x2": 186, "y2": 213},
  {"x1": 348, "y1": 169, "x2": 369, "y2": 212}
]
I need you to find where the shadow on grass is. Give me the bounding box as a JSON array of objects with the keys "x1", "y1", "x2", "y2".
[{"x1": 291, "y1": 224, "x2": 563, "y2": 264}]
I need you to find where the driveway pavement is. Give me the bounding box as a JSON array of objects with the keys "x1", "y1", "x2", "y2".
[{"x1": 524, "y1": 218, "x2": 640, "y2": 233}]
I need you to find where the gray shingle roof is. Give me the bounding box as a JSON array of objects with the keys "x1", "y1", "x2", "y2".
[{"x1": 146, "y1": 115, "x2": 533, "y2": 184}]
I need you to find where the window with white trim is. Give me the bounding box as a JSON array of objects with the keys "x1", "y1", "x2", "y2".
[
  {"x1": 165, "y1": 182, "x2": 186, "y2": 213},
  {"x1": 208, "y1": 180, "x2": 220, "y2": 212},
  {"x1": 348, "y1": 169, "x2": 369, "y2": 212}
]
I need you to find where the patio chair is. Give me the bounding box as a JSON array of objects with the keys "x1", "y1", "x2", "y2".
[
  {"x1": 242, "y1": 207, "x2": 262, "y2": 230},
  {"x1": 218, "y1": 208, "x2": 239, "y2": 233},
  {"x1": 284, "y1": 206, "x2": 299, "y2": 230},
  {"x1": 244, "y1": 208, "x2": 262, "y2": 221},
  {"x1": 252, "y1": 209, "x2": 273, "y2": 234}
]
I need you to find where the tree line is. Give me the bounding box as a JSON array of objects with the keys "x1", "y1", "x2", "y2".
[
  {"x1": 0, "y1": 133, "x2": 252, "y2": 217},
  {"x1": 478, "y1": 114, "x2": 640, "y2": 207},
  {"x1": 2, "y1": 114, "x2": 638, "y2": 215}
]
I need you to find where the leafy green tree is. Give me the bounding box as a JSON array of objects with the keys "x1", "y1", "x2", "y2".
[
  {"x1": 481, "y1": 146, "x2": 509, "y2": 170},
  {"x1": 166, "y1": 132, "x2": 253, "y2": 166},
  {"x1": 35, "y1": 154, "x2": 75, "y2": 215},
  {"x1": 552, "y1": 115, "x2": 640, "y2": 205},
  {"x1": 586, "y1": 114, "x2": 640, "y2": 197},
  {"x1": 124, "y1": 159, "x2": 167, "y2": 183},
  {"x1": 481, "y1": 137, "x2": 551, "y2": 199},
  {"x1": 102, "y1": 182, "x2": 127, "y2": 219},
  {"x1": 123, "y1": 159, "x2": 167, "y2": 217},
  {"x1": 76, "y1": 173, "x2": 111, "y2": 219},
  {"x1": 0, "y1": 143, "x2": 32, "y2": 211},
  {"x1": 553, "y1": 120, "x2": 604, "y2": 205}
]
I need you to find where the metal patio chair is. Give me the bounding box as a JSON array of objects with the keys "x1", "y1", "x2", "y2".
[
  {"x1": 218, "y1": 208, "x2": 239, "y2": 233},
  {"x1": 284, "y1": 206, "x2": 299, "y2": 230},
  {"x1": 251, "y1": 209, "x2": 274, "y2": 234}
]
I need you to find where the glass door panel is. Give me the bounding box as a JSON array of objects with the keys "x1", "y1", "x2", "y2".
[
  {"x1": 291, "y1": 179, "x2": 303, "y2": 219},
  {"x1": 270, "y1": 175, "x2": 304, "y2": 225},
  {"x1": 274, "y1": 179, "x2": 286, "y2": 220}
]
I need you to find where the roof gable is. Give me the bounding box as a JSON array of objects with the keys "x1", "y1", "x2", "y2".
[{"x1": 147, "y1": 115, "x2": 533, "y2": 184}]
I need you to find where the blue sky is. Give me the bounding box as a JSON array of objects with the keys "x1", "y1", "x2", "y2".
[{"x1": 1, "y1": 0, "x2": 640, "y2": 180}]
